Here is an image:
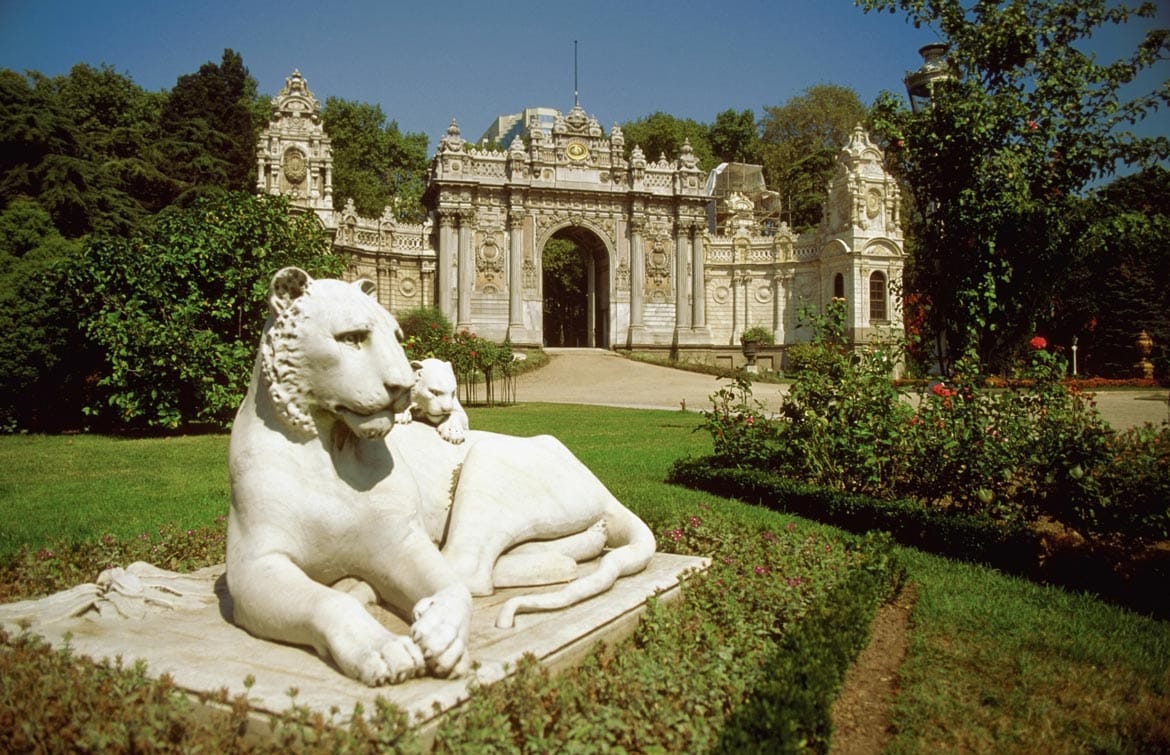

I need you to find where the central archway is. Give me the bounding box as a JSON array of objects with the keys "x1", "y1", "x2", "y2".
[{"x1": 542, "y1": 226, "x2": 610, "y2": 348}]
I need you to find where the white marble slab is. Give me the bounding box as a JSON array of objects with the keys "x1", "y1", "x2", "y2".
[{"x1": 3, "y1": 553, "x2": 708, "y2": 736}]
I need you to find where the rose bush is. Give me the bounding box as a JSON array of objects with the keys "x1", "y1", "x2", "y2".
[{"x1": 699, "y1": 329, "x2": 1169, "y2": 549}]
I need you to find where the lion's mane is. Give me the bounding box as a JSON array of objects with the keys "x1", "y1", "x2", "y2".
[{"x1": 259, "y1": 293, "x2": 316, "y2": 437}]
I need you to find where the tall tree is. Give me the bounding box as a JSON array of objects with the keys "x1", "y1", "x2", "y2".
[
  {"x1": 157, "y1": 49, "x2": 259, "y2": 203},
  {"x1": 0, "y1": 69, "x2": 92, "y2": 237},
  {"x1": 863, "y1": 0, "x2": 1169, "y2": 371},
  {"x1": 71, "y1": 192, "x2": 344, "y2": 430},
  {"x1": 708, "y1": 108, "x2": 760, "y2": 164},
  {"x1": 322, "y1": 97, "x2": 429, "y2": 221},
  {"x1": 619, "y1": 112, "x2": 717, "y2": 173},
  {"x1": 759, "y1": 84, "x2": 868, "y2": 230}
]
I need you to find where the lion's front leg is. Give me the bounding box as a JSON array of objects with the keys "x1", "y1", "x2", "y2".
[{"x1": 228, "y1": 553, "x2": 426, "y2": 686}]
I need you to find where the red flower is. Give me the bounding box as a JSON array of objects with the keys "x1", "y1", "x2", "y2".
[
  {"x1": 1027, "y1": 120, "x2": 1039, "y2": 130},
  {"x1": 931, "y1": 383, "x2": 956, "y2": 399},
  {"x1": 1029, "y1": 335, "x2": 1048, "y2": 350}
]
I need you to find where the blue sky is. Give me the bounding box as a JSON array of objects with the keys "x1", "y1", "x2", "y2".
[{"x1": 1, "y1": 0, "x2": 1166, "y2": 151}]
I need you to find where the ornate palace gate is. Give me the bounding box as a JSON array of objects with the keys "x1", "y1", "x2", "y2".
[
  {"x1": 423, "y1": 106, "x2": 712, "y2": 350},
  {"x1": 258, "y1": 71, "x2": 907, "y2": 365}
]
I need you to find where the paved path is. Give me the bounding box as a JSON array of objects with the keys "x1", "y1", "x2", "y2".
[{"x1": 513, "y1": 348, "x2": 1170, "y2": 431}]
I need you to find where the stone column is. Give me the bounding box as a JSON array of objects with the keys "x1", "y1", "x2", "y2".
[
  {"x1": 691, "y1": 224, "x2": 706, "y2": 329},
  {"x1": 508, "y1": 214, "x2": 524, "y2": 331},
  {"x1": 674, "y1": 225, "x2": 689, "y2": 332},
  {"x1": 457, "y1": 211, "x2": 473, "y2": 330},
  {"x1": 437, "y1": 212, "x2": 457, "y2": 321},
  {"x1": 629, "y1": 218, "x2": 646, "y2": 335}
]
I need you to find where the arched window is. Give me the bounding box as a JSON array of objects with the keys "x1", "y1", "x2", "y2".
[
  {"x1": 833, "y1": 273, "x2": 845, "y2": 300},
  {"x1": 869, "y1": 271, "x2": 887, "y2": 321}
]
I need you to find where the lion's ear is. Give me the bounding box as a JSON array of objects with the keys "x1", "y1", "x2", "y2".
[
  {"x1": 410, "y1": 360, "x2": 425, "y2": 371},
  {"x1": 270, "y1": 267, "x2": 312, "y2": 314},
  {"x1": 355, "y1": 279, "x2": 377, "y2": 298}
]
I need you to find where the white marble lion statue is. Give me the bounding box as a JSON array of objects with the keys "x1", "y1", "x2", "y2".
[
  {"x1": 226, "y1": 267, "x2": 656, "y2": 686},
  {"x1": 395, "y1": 358, "x2": 469, "y2": 444}
]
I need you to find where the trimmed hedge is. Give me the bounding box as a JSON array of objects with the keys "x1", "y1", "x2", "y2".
[
  {"x1": 669, "y1": 456, "x2": 1038, "y2": 571},
  {"x1": 669, "y1": 455, "x2": 1169, "y2": 618}
]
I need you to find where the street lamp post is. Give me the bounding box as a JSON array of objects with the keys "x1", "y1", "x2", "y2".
[{"x1": 904, "y1": 43, "x2": 954, "y2": 113}]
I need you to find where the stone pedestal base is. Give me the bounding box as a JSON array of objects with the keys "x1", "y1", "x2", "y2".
[{"x1": 1, "y1": 553, "x2": 707, "y2": 739}]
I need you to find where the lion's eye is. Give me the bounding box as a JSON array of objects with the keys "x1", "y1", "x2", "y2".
[{"x1": 336, "y1": 330, "x2": 369, "y2": 348}]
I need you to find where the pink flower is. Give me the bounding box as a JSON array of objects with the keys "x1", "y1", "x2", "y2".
[
  {"x1": 688, "y1": 516, "x2": 702, "y2": 528},
  {"x1": 763, "y1": 531, "x2": 777, "y2": 542},
  {"x1": 745, "y1": 416, "x2": 754, "y2": 426},
  {"x1": 1029, "y1": 335, "x2": 1048, "y2": 350},
  {"x1": 754, "y1": 565, "x2": 769, "y2": 576},
  {"x1": 665, "y1": 528, "x2": 684, "y2": 542},
  {"x1": 1027, "y1": 120, "x2": 1039, "y2": 130}
]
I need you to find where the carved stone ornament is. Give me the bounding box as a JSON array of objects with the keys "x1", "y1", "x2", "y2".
[{"x1": 283, "y1": 149, "x2": 307, "y2": 184}]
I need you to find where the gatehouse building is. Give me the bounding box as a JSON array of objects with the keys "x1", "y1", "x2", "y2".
[{"x1": 257, "y1": 70, "x2": 905, "y2": 369}]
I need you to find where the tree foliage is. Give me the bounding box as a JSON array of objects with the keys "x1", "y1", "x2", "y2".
[
  {"x1": 619, "y1": 112, "x2": 718, "y2": 174},
  {"x1": 0, "y1": 200, "x2": 91, "y2": 431},
  {"x1": 323, "y1": 97, "x2": 429, "y2": 222},
  {"x1": 157, "y1": 49, "x2": 260, "y2": 204},
  {"x1": 708, "y1": 108, "x2": 760, "y2": 164},
  {"x1": 759, "y1": 84, "x2": 869, "y2": 231},
  {"x1": 71, "y1": 192, "x2": 344, "y2": 429},
  {"x1": 1053, "y1": 167, "x2": 1170, "y2": 377},
  {"x1": 863, "y1": 0, "x2": 1170, "y2": 371},
  {"x1": 541, "y1": 236, "x2": 587, "y2": 347}
]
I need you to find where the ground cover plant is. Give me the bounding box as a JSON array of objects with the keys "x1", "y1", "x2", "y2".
[{"x1": 2, "y1": 405, "x2": 1168, "y2": 751}]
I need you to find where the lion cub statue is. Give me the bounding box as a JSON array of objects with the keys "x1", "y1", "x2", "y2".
[
  {"x1": 396, "y1": 358, "x2": 469, "y2": 444},
  {"x1": 227, "y1": 268, "x2": 656, "y2": 687}
]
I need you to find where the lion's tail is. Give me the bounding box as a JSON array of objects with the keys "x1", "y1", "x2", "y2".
[{"x1": 494, "y1": 508, "x2": 656, "y2": 629}]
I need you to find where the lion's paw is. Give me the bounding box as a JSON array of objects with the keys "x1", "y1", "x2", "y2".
[
  {"x1": 395, "y1": 407, "x2": 415, "y2": 425},
  {"x1": 411, "y1": 586, "x2": 472, "y2": 678},
  {"x1": 342, "y1": 633, "x2": 426, "y2": 687},
  {"x1": 437, "y1": 419, "x2": 466, "y2": 444}
]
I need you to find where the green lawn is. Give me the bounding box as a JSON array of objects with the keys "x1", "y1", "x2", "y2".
[
  {"x1": 1, "y1": 404, "x2": 1167, "y2": 751},
  {"x1": 0, "y1": 433, "x2": 230, "y2": 558}
]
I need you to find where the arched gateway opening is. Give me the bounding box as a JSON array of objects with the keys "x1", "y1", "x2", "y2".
[{"x1": 542, "y1": 227, "x2": 610, "y2": 348}]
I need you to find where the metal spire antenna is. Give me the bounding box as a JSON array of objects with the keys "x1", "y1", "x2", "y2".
[{"x1": 573, "y1": 40, "x2": 579, "y2": 106}]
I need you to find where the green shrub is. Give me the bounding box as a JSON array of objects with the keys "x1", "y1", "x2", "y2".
[
  {"x1": 397, "y1": 306, "x2": 454, "y2": 360},
  {"x1": 434, "y1": 513, "x2": 902, "y2": 751},
  {"x1": 740, "y1": 325, "x2": 775, "y2": 345},
  {"x1": 694, "y1": 334, "x2": 1169, "y2": 549},
  {"x1": 1, "y1": 511, "x2": 903, "y2": 751}
]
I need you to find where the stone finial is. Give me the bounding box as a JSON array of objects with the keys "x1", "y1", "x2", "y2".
[
  {"x1": 439, "y1": 119, "x2": 465, "y2": 153},
  {"x1": 678, "y1": 138, "x2": 698, "y2": 169}
]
